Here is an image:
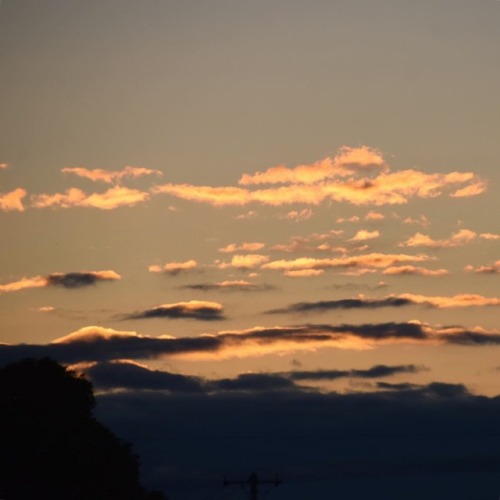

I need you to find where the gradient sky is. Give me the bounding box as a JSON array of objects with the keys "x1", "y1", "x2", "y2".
[{"x1": 1, "y1": 1, "x2": 500, "y2": 498}]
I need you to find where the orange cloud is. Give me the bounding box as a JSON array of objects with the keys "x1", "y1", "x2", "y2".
[
  {"x1": 217, "y1": 254, "x2": 270, "y2": 270},
  {"x1": 465, "y1": 260, "x2": 500, "y2": 274},
  {"x1": 400, "y1": 229, "x2": 477, "y2": 248},
  {"x1": 480, "y1": 233, "x2": 500, "y2": 241},
  {"x1": 365, "y1": 211, "x2": 385, "y2": 221},
  {"x1": 62, "y1": 166, "x2": 162, "y2": 184},
  {"x1": 398, "y1": 293, "x2": 500, "y2": 308},
  {"x1": 238, "y1": 146, "x2": 386, "y2": 186},
  {"x1": 383, "y1": 266, "x2": 449, "y2": 277},
  {"x1": 0, "y1": 188, "x2": 27, "y2": 212},
  {"x1": 149, "y1": 260, "x2": 198, "y2": 275},
  {"x1": 0, "y1": 163, "x2": 8, "y2": 169},
  {"x1": 219, "y1": 242, "x2": 265, "y2": 253},
  {"x1": 31, "y1": 187, "x2": 149, "y2": 210},
  {"x1": 450, "y1": 181, "x2": 487, "y2": 198},
  {"x1": 153, "y1": 149, "x2": 484, "y2": 208},
  {"x1": 262, "y1": 253, "x2": 431, "y2": 273},
  {"x1": 53, "y1": 326, "x2": 142, "y2": 344},
  {"x1": 0, "y1": 276, "x2": 47, "y2": 293},
  {"x1": 284, "y1": 269, "x2": 325, "y2": 278},
  {"x1": 350, "y1": 229, "x2": 380, "y2": 242}
]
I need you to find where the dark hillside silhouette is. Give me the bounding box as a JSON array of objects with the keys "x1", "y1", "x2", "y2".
[{"x1": 0, "y1": 357, "x2": 166, "y2": 500}]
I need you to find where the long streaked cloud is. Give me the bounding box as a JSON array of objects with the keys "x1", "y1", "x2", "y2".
[
  {"x1": 0, "y1": 188, "x2": 26, "y2": 212},
  {"x1": 262, "y1": 252, "x2": 432, "y2": 274},
  {"x1": 31, "y1": 186, "x2": 149, "y2": 210},
  {"x1": 267, "y1": 293, "x2": 500, "y2": 314},
  {"x1": 219, "y1": 242, "x2": 265, "y2": 253},
  {"x1": 152, "y1": 146, "x2": 485, "y2": 208},
  {"x1": 62, "y1": 165, "x2": 162, "y2": 184},
  {"x1": 0, "y1": 270, "x2": 121, "y2": 293},
  {"x1": 183, "y1": 280, "x2": 274, "y2": 292},
  {"x1": 382, "y1": 265, "x2": 450, "y2": 277},
  {"x1": 2, "y1": 321, "x2": 500, "y2": 365},
  {"x1": 465, "y1": 260, "x2": 500, "y2": 274},
  {"x1": 148, "y1": 259, "x2": 198, "y2": 275},
  {"x1": 124, "y1": 300, "x2": 226, "y2": 321}
]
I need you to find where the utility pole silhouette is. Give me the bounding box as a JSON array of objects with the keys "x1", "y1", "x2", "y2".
[{"x1": 223, "y1": 472, "x2": 281, "y2": 500}]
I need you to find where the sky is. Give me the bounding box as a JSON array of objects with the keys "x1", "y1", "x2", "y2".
[{"x1": 1, "y1": 1, "x2": 500, "y2": 498}]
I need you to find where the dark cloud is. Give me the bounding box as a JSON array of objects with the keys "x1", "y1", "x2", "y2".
[
  {"x1": 0, "y1": 322, "x2": 497, "y2": 367},
  {"x1": 288, "y1": 364, "x2": 423, "y2": 381},
  {"x1": 94, "y1": 383, "x2": 500, "y2": 500},
  {"x1": 46, "y1": 271, "x2": 121, "y2": 289},
  {"x1": 84, "y1": 361, "x2": 205, "y2": 393},
  {"x1": 124, "y1": 301, "x2": 226, "y2": 321},
  {"x1": 182, "y1": 282, "x2": 275, "y2": 292},
  {"x1": 267, "y1": 297, "x2": 412, "y2": 314},
  {"x1": 211, "y1": 373, "x2": 299, "y2": 393}
]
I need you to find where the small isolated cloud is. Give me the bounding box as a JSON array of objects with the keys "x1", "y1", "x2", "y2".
[
  {"x1": 400, "y1": 229, "x2": 477, "y2": 248},
  {"x1": 217, "y1": 254, "x2": 270, "y2": 270},
  {"x1": 125, "y1": 300, "x2": 225, "y2": 321},
  {"x1": 336, "y1": 215, "x2": 360, "y2": 224},
  {"x1": 0, "y1": 270, "x2": 121, "y2": 293},
  {"x1": 465, "y1": 260, "x2": 500, "y2": 274},
  {"x1": 31, "y1": 187, "x2": 149, "y2": 210},
  {"x1": 149, "y1": 260, "x2": 198, "y2": 275},
  {"x1": 401, "y1": 215, "x2": 430, "y2": 227},
  {"x1": 350, "y1": 229, "x2": 380, "y2": 242},
  {"x1": 219, "y1": 242, "x2": 265, "y2": 253},
  {"x1": 0, "y1": 163, "x2": 8, "y2": 169},
  {"x1": 0, "y1": 188, "x2": 26, "y2": 212},
  {"x1": 284, "y1": 269, "x2": 325, "y2": 278},
  {"x1": 280, "y1": 208, "x2": 313, "y2": 222},
  {"x1": 235, "y1": 210, "x2": 257, "y2": 220},
  {"x1": 62, "y1": 166, "x2": 162, "y2": 184},
  {"x1": 383, "y1": 265, "x2": 449, "y2": 277},
  {"x1": 184, "y1": 280, "x2": 273, "y2": 292},
  {"x1": 37, "y1": 306, "x2": 56, "y2": 313},
  {"x1": 272, "y1": 230, "x2": 344, "y2": 253},
  {"x1": 365, "y1": 211, "x2": 385, "y2": 221}
]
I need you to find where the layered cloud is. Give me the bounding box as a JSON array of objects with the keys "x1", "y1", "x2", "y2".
[
  {"x1": 0, "y1": 188, "x2": 26, "y2": 212},
  {"x1": 0, "y1": 270, "x2": 121, "y2": 293},
  {"x1": 62, "y1": 166, "x2": 162, "y2": 184},
  {"x1": 382, "y1": 265, "x2": 449, "y2": 277},
  {"x1": 2, "y1": 321, "x2": 500, "y2": 365},
  {"x1": 219, "y1": 242, "x2": 265, "y2": 253},
  {"x1": 31, "y1": 186, "x2": 149, "y2": 210},
  {"x1": 124, "y1": 300, "x2": 225, "y2": 321},
  {"x1": 152, "y1": 146, "x2": 485, "y2": 208},
  {"x1": 261, "y1": 252, "x2": 432, "y2": 274}
]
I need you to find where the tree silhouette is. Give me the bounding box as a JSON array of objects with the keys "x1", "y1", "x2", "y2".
[{"x1": 0, "y1": 357, "x2": 167, "y2": 500}]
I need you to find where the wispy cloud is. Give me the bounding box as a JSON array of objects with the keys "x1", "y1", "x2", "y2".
[
  {"x1": 216, "y1": 254, "x2": 270, "y2": 269},
  {"x1": 279, "y1": 208, "x2": 314, "y2": 222},
  {"x1": 124, "y1": 300, "x2": 226, "y2": 321},
  {"x1": 0, "y1": 188, "x2": 26, "y2": 212},
  {"x1": 0, "y1": 270, "x2": 121, "y2": 293},
  {"x1": 62, "y1": 166, "x2": 162, "y2": 184},
  {"x1": 31, "y1": 186, "x2": 149, "y2": 210}
]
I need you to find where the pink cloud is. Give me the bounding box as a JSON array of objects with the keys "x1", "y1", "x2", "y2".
[
  {"x1": 349, "y1": 230, "x2": 380, "y2": 242},
  {"x1": 465, "y1": 261, "x2": 500, "y2": 274},
  {"x1": 149, "y1": 260, "x2": 198, "y2": 275},
  {"x1": 400, "y1": 229, "x2": 477, "y2": 248},
  {"x1": 383, "y1": 266, "x2": 449, "y2": 277},
  {"x1": 217, "y1": 254, "x2": 270, "y2": 270}
]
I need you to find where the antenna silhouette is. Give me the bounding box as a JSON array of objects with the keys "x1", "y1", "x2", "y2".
[{"x1": 224, "y1": 471, "x2": 282, "y2": 500}]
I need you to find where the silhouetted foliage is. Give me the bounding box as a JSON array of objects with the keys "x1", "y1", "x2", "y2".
[{"x1": 0, "y1": 357, "x2": 167, "y2": 500}]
